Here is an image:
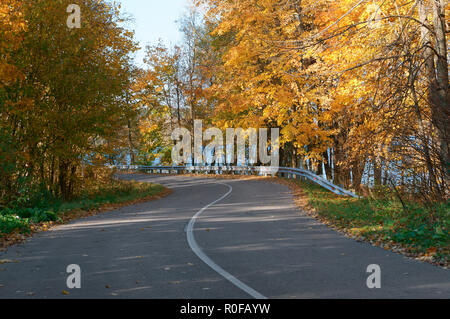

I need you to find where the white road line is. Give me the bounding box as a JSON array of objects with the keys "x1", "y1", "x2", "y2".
[{"x1": 186, "y1": 182, "x2": 268, "y2": 300}]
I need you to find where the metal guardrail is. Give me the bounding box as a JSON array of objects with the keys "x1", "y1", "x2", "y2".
[{"x1": 115, "y1": 165, "x2": 358, "y2": 198}]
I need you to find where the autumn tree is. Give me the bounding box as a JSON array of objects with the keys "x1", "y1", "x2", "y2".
[
  {"x1": 0, "y1": 0, "x2": 26, "y2": 202},
  {"x1": 0, "y1": 0, "x2": 137, "y2": 200},
  {"x1": 201, "y1": 0, "x2": 333, "y2": 171},
  {"x1": 308, "y1": 0, "x2": 449, "y2": 199},
  {"x1": 197, "y1": 0, "x2": 448, "y2": 201},
  {"x1": 134, "y1": 6, "x2": 217, "y2": 165}
]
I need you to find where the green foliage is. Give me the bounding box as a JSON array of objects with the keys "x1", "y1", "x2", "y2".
[
  {"x1": 0, "y1": 214, "x2": 30, "y2": 235},
  {"x1": 137, "y1": 146, "x2": 172, "y2": 166},
  {"x1": 10, "y1": 208, "x2": 58, "y2": 223}
]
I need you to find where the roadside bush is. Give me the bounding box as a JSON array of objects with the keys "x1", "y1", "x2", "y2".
[{"x1": 0, "y1": 214, "x2": 30, "y2": 235}]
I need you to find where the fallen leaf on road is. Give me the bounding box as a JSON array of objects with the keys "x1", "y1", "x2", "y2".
[
  {"x1": 0, "y1": 259, "x2": 19, "y2": 264},
  {"x1": 62, "y1": 290, "x2": 70, "y2": 295},
  {"x1": 426, "y1": 247, "x2": 437, "y2": 256},
  {"x1": 105, "y1": 285, "x2": 111, "y2": 289}
]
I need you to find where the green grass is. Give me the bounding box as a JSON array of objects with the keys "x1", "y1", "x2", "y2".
[
  {"x1": 0, "y1": 180, "x2": 165, "y2": 236},
  {"x1": 297, "y1": 180, "x2": 450, "y2": 261}
]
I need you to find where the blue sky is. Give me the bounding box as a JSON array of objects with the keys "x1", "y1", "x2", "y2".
[{"x1": 119, "y1": 0, "x2": 189, "y2": 66}]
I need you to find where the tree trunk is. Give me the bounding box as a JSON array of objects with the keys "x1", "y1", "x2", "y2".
[
  {"x1": 323, "y1": 150, "x2": 332, "y2": 180},
  {"x1": 333, "y1": 143, "x2": 350, "y2": 188},
  {"x1": 127, "y1": 119, "x2": 135, "y2": 165},
  {"x1": 419, "y1": 0, "x2": 449, "y2": 196},
  {"x1": 352, "y1": 159, "x2": 366, "y2": 192},
  {"x1": 58, "y1": 161, "x2": 69, "y2": 199},
  {"x1": 373, "y1": 159, "x2": 382, "y2": 186},
  {"x1": 432, "y1": 0, "x2": 449, "y2": 180}
]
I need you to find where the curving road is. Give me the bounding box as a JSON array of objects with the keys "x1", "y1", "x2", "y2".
[{"x1": 0, "y1": 174, "x2": 449, "y2": 299}]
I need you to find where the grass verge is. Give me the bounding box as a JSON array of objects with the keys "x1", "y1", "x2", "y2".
[{"x1": 0, "y1": 179, "x2": 171, "y2": 250}]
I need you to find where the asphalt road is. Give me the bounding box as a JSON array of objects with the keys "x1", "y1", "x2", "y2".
[{"x1": 0, "y1": 174, "x2": 449, "y2": 299}]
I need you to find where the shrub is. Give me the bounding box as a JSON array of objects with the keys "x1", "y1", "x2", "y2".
[{"x1": 0, "y1": 214, "x2": 30, "y2": 235}]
